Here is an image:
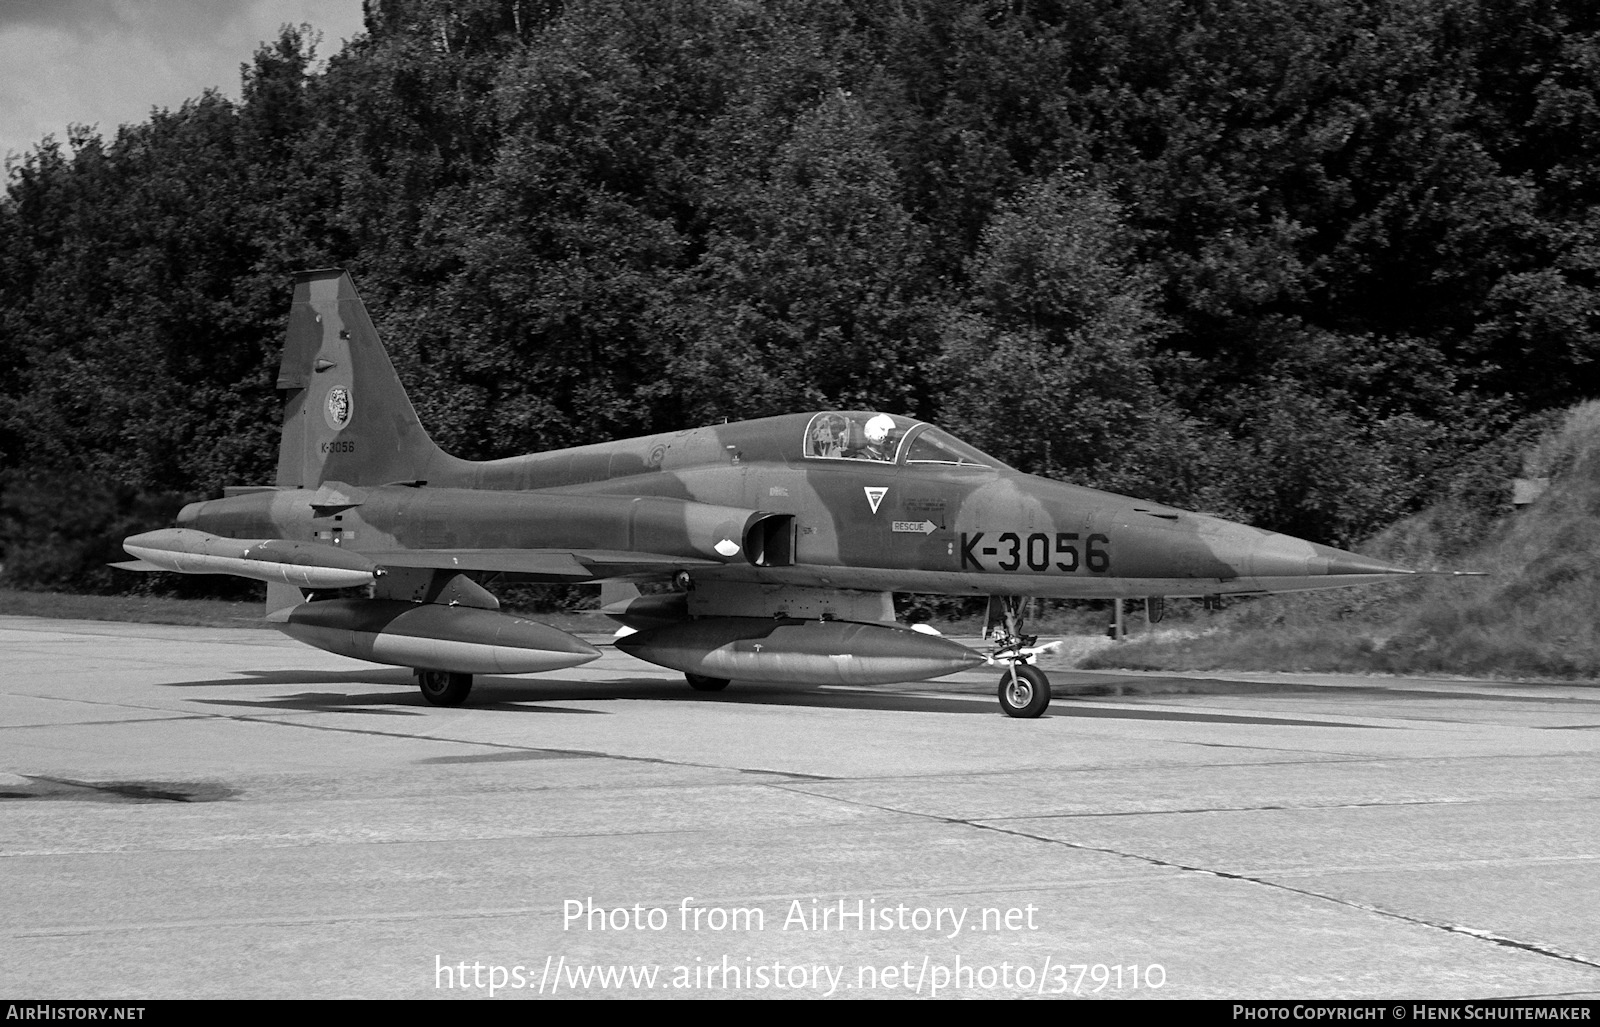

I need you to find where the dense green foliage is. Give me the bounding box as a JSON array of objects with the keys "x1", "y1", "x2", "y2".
[{"x1": 4, "y1": 0, "x2": 1598, "y2": 590}]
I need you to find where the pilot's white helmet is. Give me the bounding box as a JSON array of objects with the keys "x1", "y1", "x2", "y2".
[{"x1": 865, "y1": 414, "x2": 896, "y2": 444}]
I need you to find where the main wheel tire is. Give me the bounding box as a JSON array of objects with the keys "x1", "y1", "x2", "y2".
[
  {"x1": 997, "y1": 664, "x2": 1050, "y2": 718},
  {"x1": 418, "y1": 670, "x2": 473, "y2": 707},
  {"x1": 685, "y1": 672, "x2": 730, "y2": 692}
]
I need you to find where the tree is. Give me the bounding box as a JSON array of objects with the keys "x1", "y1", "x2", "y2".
[
  {"x1": 935, "y1": 173, "x2": 1210, "y2": 504},
  {"x1": 665, "y1": 91, "x2": 936, "y2": 421}
]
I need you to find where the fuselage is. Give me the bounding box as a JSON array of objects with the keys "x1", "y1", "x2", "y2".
[{"x1": 180, "y1": 410, "x2": 1410, "y2": 600}]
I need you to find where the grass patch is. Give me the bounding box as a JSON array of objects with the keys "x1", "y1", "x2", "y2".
[{"x1": 0, "y1": 588, "x2": 273, "y2": 628}]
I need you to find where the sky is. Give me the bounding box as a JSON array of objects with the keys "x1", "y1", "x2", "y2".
[{"x1": 0, "y1": 0, "x2": 368, "y2": 166}]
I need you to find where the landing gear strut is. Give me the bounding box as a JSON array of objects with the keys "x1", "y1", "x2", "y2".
[
  {"x1": 417, "y1": 669, "x2": 473, "y2": 706},
  {"x1": 988, "y1": 596, "x2": 1052, "y2": 718}
]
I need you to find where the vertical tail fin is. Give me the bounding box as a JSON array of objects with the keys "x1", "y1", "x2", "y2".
[{"x1": 275, "y1": 269, "x2": 457, "y2": 488}]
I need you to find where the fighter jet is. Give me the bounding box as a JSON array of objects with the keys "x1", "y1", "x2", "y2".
[{"x1": 120, "y1": 269, "x2": 1435, "y2": 717}]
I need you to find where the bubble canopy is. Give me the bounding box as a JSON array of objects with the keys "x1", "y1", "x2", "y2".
[{"x1": 801, "y1": 412, "x2": 1000, "y2": 468}]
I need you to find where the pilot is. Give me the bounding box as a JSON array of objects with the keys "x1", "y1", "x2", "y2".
[{"x1": 863, "y1": 414, "x2": 898, "y2": 461}]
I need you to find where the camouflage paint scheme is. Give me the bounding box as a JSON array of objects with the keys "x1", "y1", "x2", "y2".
[
  {"x1": 192, "y1": 270, "x2": 1412, "y2": 600},
  {"x1": 129, "y1": 270, "x2": 1426, "y2": 713}
]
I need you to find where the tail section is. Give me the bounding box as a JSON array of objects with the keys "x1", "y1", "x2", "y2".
[{"x1": 275, "y1": 269, "x2": 459, "y2": 488}]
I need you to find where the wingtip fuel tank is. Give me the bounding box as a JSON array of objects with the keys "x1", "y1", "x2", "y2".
[{"x1": 123, "y1": 528, "x2": 379, "y2": 589}]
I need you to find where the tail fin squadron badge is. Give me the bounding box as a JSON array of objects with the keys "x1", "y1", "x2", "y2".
[
  {"x1": 324, "y1": 385, "x2": 352, "y2": 430},
  {"x1": 864, "y1": 486, "x2": 887, "y2": 514}
]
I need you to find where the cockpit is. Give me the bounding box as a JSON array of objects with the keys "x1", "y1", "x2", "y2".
[{"x1": 801, "y1": 412, "x2": 997, "y2": 468}]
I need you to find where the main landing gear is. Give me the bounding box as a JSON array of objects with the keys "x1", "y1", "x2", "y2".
[
  {"x1": 988, "y1": 596, "x2": 1054, "y2": 718},
  {"x1": 417, "y1": 669, "x2": 473, "y2": 706},
  {"x1": 685, "y1": 672, "x2": 730, "y2": 692}
]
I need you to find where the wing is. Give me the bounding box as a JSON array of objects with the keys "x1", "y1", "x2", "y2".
[
  {"x1": 363, "y1": 548, "x2": 723, "y2": 582},
  {"x1": 119, "y1": 529, "x2": 721, "y2": 586}
]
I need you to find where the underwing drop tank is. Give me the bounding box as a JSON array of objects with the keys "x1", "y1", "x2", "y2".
[
  {"x1": 614, "y1": 617, "x2": 986, "y2": 686},
  {"x1": 270, "y1": 599, "x2": 601, "y2": 674}
]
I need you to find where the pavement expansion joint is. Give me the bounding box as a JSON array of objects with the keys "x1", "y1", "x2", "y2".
[
  {"x1": 1, "y1": 714, "x2": 213, "y2": 732},
  {"x1": 771, "y1": 784, "x2": 1600, "y2": 977},
  {"x1": 971, "y1": 820, "x2": 1600, "y2": 975},
  {"x1": 736, "y1": 766, "x2": 837, "y2": 781},
  {"x1": 973, "y1": 797, "x2": 1482, "y2": 821}
]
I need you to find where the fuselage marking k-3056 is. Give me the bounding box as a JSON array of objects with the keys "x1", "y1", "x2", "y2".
[{"x1": 959, "y1": 532, "x2": 1112, "y2": 574}]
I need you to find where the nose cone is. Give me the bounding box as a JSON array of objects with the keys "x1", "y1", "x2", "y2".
[
  {"x1": 1242, "y1": 534, "x2": 1415, "y2": 579},
  {"x1": 1313, "y1": 548, "x2": 1418, "y2": 577},
  {"x1": 1173, "y1": 509, "x2": 1417, "y2": 591}
]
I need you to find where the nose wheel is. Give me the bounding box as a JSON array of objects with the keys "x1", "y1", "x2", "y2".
[
  {"x1": 997, "y1": 663, "x2": 1050, "y2": 718},
  {"x1": 988, "y1": 595, "x2": 1053, "y2": 718}
]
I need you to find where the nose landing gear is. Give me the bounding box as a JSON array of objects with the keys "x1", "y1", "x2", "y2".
[
  {"x1": 997, "y1": 662, "x2": 1050, "y2": 718},
  {"x1": 986, "y1": 596, "x2": 1057, "y2": 718}
]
